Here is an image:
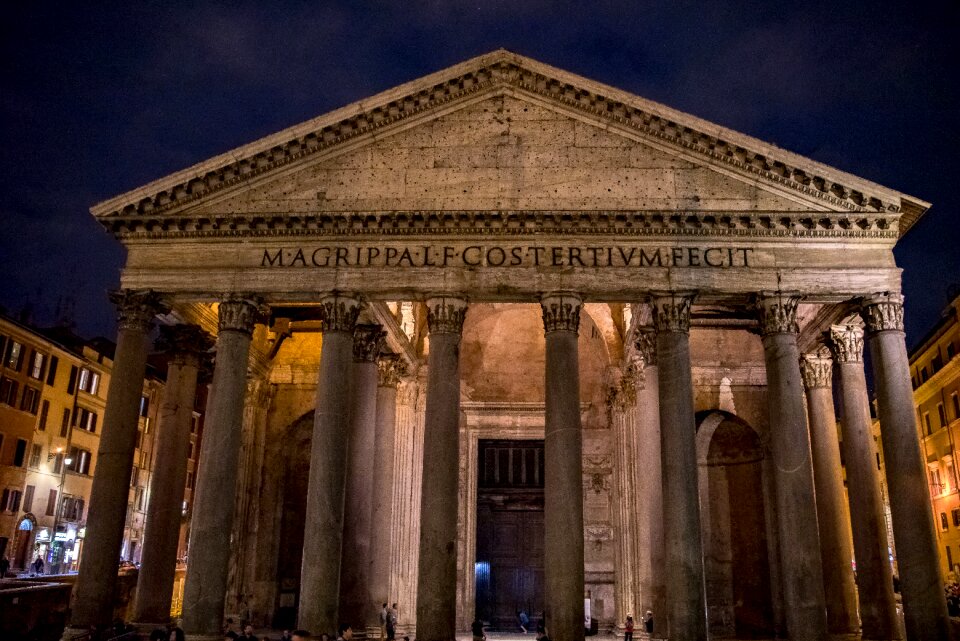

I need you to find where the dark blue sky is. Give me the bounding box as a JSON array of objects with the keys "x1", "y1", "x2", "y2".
[{"x1": 1, "y1": 1, "x2": 957, "y2": 347}]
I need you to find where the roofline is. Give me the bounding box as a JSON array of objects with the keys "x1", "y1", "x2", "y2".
[
  {"x1": 909, "y1": 292, "x2": 960, "y2": 359},
  {"x1": 89, "y1": 48, "x2": 930, "y2": 232}
]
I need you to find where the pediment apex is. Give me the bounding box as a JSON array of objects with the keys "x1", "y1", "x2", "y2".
[{"x1": 91, "y1": 48, "x2": 929, "y2": 234}]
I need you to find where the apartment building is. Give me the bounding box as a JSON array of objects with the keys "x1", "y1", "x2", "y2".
[
  {"x1": 0, "y1": 314, "x2": 166, "y2": 574},
  {"x1": 910, "y1": 294, "x2": 960, "y2": 579}
]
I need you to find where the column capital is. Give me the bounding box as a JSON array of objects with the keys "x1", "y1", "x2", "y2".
[
  {"x1": 155, "y1": 324, "x2": 214, "y2": 366},
  {"x1": 800, "y1": 348, "x2": 833, "y2": 389},
  {"x1": 353, "y1": 324, "x2": 386, "y2": 363},
  {"x1": 650, "y1": 291, "x2": 694, "y2": 334},
  {"x1": 541, "y1": 293, "x2": 582, "y2": 334},
  {"x1": 860, "y1": 292, "x2": 905, "y2": 334},
  {"x1": 756, "y1": 292, "x2": 802, "y2": 336},
  {"x1": 319, "y1": 294, "x2": 364, "y2": 333},
  {"x1": 634, "y1": 329, "x2": 657, "y2": 367},
  {"x1": 217, "y1": 297, "x2": 264, "y2": 335},
  {"x1": 425, "y1": 296, "x2": 468, "y2": 335},
  {"x1": 377, "y1": 353, "x2": 407, "y2": 388},
  {"x1": 109, "y1": 289, "x2": 168, "y2": 332},
  {"x1": 828, "y1": 323, "x2": 865, "y2": 363}
]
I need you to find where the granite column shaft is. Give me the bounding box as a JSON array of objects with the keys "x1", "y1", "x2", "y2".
[
  {"x1": 800, "y1": 351, "x2": 859, "y2": 636},
  {"x1": 298, "y1": 295, "x2": 363, "y2": 635},
  {"x1": 182, "y1": 298, "x2": 260, "y2": 640},
  {"x1": 134, "y1": 325, "x2": 211, "y2": 625},
  {"x1": 652, "y1": 293, "x2": 706, "y2": 641},
  {"x1": 340, "y1": 324, "x2": 385, "y2": 629},
  {"x1": 830, "y1": 324, "x2": 900, "y2": 640},
  {"x1": 862, "y1": 293, "x2": 950, "y2": 641},
  {"x1": 541, "y1": 293, "x2": 586, "y2": 641},
  {"x1": 65, "y1": 290, "x2": 164, "y2": 634},
  {"x1": 758, "y1": 294, "x2": 828, "y2": 641},
  {"x1": 415, "y1": 297, "x2": 467, "y2": 641}
]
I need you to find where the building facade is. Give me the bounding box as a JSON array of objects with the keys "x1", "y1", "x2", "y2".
[
  {"x1": 61, "y1": 50, "x2": 951, "y2": 641},
  {"x1": 0, "y1": 315, "x2": 166, "y2": 575},
  {"x1": 910, "y1": 294, "x2": 960, "y2": 580}
]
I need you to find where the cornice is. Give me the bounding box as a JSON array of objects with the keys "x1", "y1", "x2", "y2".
[
  {"x1": 92, "y1": 52, "x2": 923, "y2": 234},
  {"x1": 108, "y1": 209, "x2": 901, "y2": 240}
]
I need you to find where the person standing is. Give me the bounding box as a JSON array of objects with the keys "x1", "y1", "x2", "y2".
[
  {"x1": 379, "y1": 602, "x2": 388, "y2": 640},
  {"x1": 624, "y1": 615, "x2": 634, "y2": 641},
  {"x1": 471, "y1": 616, "x2": 486, "y2": 641},
  {"x1": 386, "y1": 603, "x2": 398, "y2": 640},
  {"x1": 643, "y1": 610, "x2": 654, "y2": 634},
  {"x1": 0, "y1": 554, "x2": 9, "y2": 578}
]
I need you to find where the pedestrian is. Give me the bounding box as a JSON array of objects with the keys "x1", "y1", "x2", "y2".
[
  {"x1": 168, "y1": 627, "x2": 185, "y2": 641},
  {"x1": 280, "y1": 631, "x2": 292, "y2": 641},
  {"x1": 337, "y1": 625, "x2": 354, "y2": 641},
  {"x1": 518, "y1": 609, "x2": 530, "y2": 633},
  {"x1": 471, "y1": 616, "x2": 486, "y2": 641},
  {"x1": 643, "y1": 610, "x2": 654, "y2": 634},
  {"x1": 290, "y1": 632, "x2": 310, "y2": 641},
  {"x1": 237, "y1": 624, "x2": 258, "y2": 641},
  {"x1": 379, "y1": 602, "x2": 388, "y2": 640},
  {"x1": 624, "y1": 614, "x2": 634, "y2": 641},
  {"x1": 386, "y1": 602, "x2": 398, "y2": 640},
  {"x1": 32, "y1": 555, "x2": 44, "y2": 575},
  {"x1": 0, "y1": 554, "x2": 9, "y2": 577}
]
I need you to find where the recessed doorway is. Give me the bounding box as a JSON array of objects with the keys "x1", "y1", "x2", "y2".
[{"x1": 475, "y1": 439, "x2": 545, "y2": 632}]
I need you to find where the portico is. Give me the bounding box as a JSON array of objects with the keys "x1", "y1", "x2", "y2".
[{"x1": 67, "y1": 50, "x2": 947, "y2": 641}]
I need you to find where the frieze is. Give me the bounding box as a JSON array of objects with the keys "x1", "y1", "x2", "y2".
[
  {"x1": 95, "y1": 57, "x2": 901, "y2": 226},
  {"x1": 105, "y1": 209, "x2": 901, "y2": 240}
]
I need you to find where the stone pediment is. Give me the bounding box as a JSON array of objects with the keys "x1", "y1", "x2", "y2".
[{"x1": 92, "y1": 49, "x2": 928, "y2": 238}]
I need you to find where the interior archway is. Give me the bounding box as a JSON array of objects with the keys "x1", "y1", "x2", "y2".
[{"x1": 696, "y1": 410, "x2": 774, "y2": 639}]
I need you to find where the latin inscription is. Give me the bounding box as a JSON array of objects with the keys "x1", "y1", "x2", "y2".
[{"x1": 261, "y1": 245, "x2": 754, "y2": 269}]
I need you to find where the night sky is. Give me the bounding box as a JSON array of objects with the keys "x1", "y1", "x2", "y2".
[{"x1": 1, "y1": 2, "x2": 957, "y2": 347}]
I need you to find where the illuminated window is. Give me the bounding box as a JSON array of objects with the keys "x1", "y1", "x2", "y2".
[
  {"x1": 29, "y1": 351, "x2": 46, "y2": 380},
  {"x1": 77, "y1": 368, "x2": 100, "y2": 395},
  {"x1": 4, "y1": 340, "x2": 23, "y2": 370}
]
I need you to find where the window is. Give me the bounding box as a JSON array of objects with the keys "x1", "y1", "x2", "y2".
[
  {"x1": 925, "y1": 412, "x2": 933, "y2": 436},
  {"x1": 52, "y1": 453, "x2": 63, "y2": 474},
  {"x1": 134, "y1": 487, "x2": 145, "y2": 512},
  {"x1": 939, "y1": 403, "x2": 948, "y2": 428},
  {"x1": 77, "y1": 368, "x2": 100, "y2": 395},
  {"x1": 29, "y1": 351, "x2": 46, "y2": 380},
  {"x1": 188, "y1": 440, "x2": 195, "y2": 460},
  {"x1": 59, "y1": 409, "x2": 69, "y2": 437},
  {"x1": 37, "y1": 399, "x2": 49, "y2": 431},
  {"x1": 186, "y1": 471, "x2": 194, "y2": 489},
  {"x1": 60, "y1": 495, "x2": 84, "y2": 522},
  {"x1": 947, "y1": 459, "x2": 957, "y2": 493},
  {"x1": 0, "y1": 433, "x2": 4, "y2": 459},
  {"x1": 135, "y1": 429, "x2": 142, "y2": 450},
  {"x1": 953, "y1": 393, "x2": 960, "y2": 422},
  {"x1": 0, "y1": 335, "x2": 6, "y2": 363},
  {"x1": 139, "y1": 395, "x2": 150, "y2": 417},
  {"x1": 23, "y1": 485, "x2": 34, "y2": 513},
  {"x1": 130, "y1": 466, "x2": 139, "y2": 488},
  {"x1": 13, "y1": 439, "x2": 27, "y2": 467},
  {"x1": 0, "y1": 377, "x2": 18, "y2": 406},
  {"x1": 952, "y1": 509, "x2": 960, "y2": 527},
  {"x1": 933, "y1": 354, "x2": 944, "y2": 373},
  {"x1": 191, "y1": 414, "x2": 200, "y2": 434},
  {"x1": 66, "y1": 366, "x2": 78, "y2": 394},
  {"x1": 72, "y1": 407, "x2": 97, "y2": 433},
  {"x1": 4, "y1": 340, "x2": 23, "y2": 370},
  {"x1": 921, "y1": 367, "x2": 929, "y2": 383},
  {"x1": 28, "y1": 444, "x2": 41, "y2": 468},
  {"x1": 2, "y1": 489, "x2": 22, "y2": 513},
  {"x1": 20, "y1": 386, "x2": 40, "y2": 414},
  {"x1": 949, "y1": 343, "x2": 957, "y2": 360},
  {"x1": 66, "y1": 447, "x2": 92, "y2": 475},
  {"x1": 942, "y1": 512, "x2": 950, "y2": 531},
  {"x1": 45, "y1": 356, "x2": 58, "y2": 386},
  {"x1": 931, "y1": 467, "x2": 944, "y2": 495},
  {"x1": 45, "y1": 489, "x2": 57, "y2": 516}
]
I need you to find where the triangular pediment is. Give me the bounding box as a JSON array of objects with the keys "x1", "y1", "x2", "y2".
[{"x1": 93, "y1": 49, "x2": 928, "y2": 235}]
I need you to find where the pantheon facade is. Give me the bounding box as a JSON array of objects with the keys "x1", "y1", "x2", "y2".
[{"x1": 63, "y1": 51, "x2": 948, "y2": 641}]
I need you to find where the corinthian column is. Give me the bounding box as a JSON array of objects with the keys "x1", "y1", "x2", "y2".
[
  {"x1": 299, "y1": 294, "x2": 363, "y2": 635},
  {"x1": 64, "y1": 290, "x2": 166, "y2": 636},
  {"x1": 633, "y1": 330, "x2": 665, "y2": 635},
  {"x1": 340, "y1": 324, "x2": 386, "y2": 630},
  {"x1": 756, "y1": 293, "x2": 828, "y2": 641},
  {"x1": 540, "y1": 293, "x2": 586, "y2": 641},
  {"x1": 651, "y1": 292, "x2": 706, "y2": 641},
  {"x1": 862, "y1": 293, "x2": 950, "y2": 641},
  {"x1": 369, "y1": 354, "x2": 406, "y2": 622},
  {"x1": 829, "y1": 323, "x2": 901, "y2": 640},
  {"x1": 800, "y1": 349, "x2": 859, "y2": 636},
  {"x1": 415, "y1": 296, "x2": 467, "y2": 641},
  {"x1": 135, "y1": 325, "x2": 212, "y2": 626},
  {"x1": 182, "y1": 297, "x2": 262, "y2": 641}
]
